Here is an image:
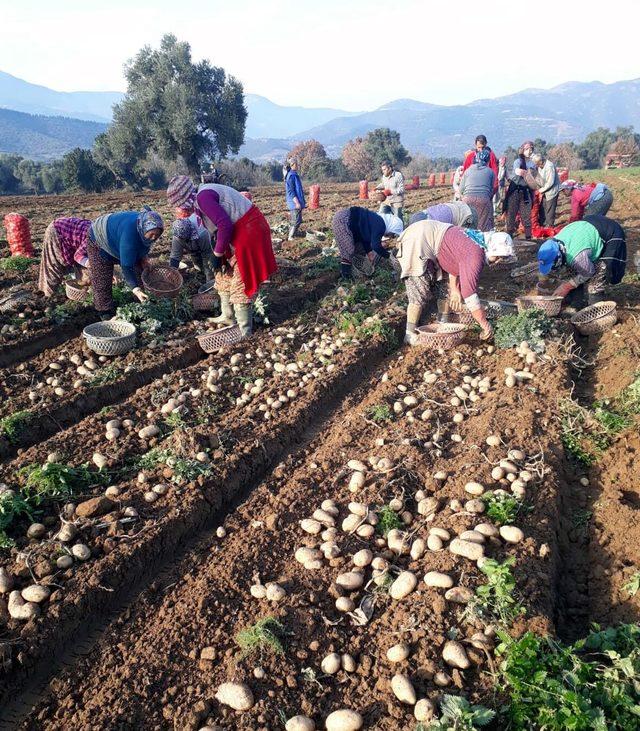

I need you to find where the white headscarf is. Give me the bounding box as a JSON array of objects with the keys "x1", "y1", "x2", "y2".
[
  {"x1": 483, "y1": 231, "x2": 516, "y2": 260},
  {"x1": 380, "y1": 213, "x2": 404, "y2": 236}
]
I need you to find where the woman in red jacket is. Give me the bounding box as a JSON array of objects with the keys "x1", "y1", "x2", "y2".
[{"x1": 462, "y1": 135, "x2": 499, "y2": 196}]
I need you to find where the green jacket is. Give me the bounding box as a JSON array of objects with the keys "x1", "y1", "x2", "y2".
[{"x1": 556, "y1": 221, "x2": 603, "y2": 265}]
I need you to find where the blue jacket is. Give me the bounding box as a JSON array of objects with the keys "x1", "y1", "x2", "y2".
[
  {"x1": 285, "y1": 170, "x2": 306, "y2": 210},
  {"x1": 104, "y1": 212, "x2": 151, "y2": 288}
]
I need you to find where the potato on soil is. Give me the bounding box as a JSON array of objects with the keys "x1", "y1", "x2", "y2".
[
  {"x1": 391, "y1": 673, "x2": 417, "y2": 704},
  {"x1": 325, "y1": 709, "x2": 363, "y2": 730},
  {"x1": 443, "y1": 640, "x2": 471, "y2": 669},
  {"x1": 286, "y1": 716, "x2": 315, "y2": 731},
  {"x1": 390, "y1": 571, "x2": 417, "y2": 600},
  {"x1": 215, "y1": 681, "x2": 254, "y2": 711}
]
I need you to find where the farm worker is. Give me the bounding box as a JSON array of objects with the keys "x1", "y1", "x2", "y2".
[
  {"x1": 537, "y1": 216, "x2": 626, "y2": 307},
  {"x1": 332, "y1": 206, "x2": 403, "y2": 279},
  {"x1": 452, "y1": 163, "x2": 465, "y2": 201},
  {"x1": 395, "y1": 220, "x2": 515, "y2": 343},
  {"x1": 493, "y1": 156, "x2": 508, "y2": 217},
  {"x1": 87, "y1": 208, "x2": 164, "y2": 319},
  {"x1": 462, "y1": 135, "x2": 499, "y2": 194},
  {"x1": 37, "y1": 217, "x2": 91, "y2": 297},
  {"x1": 525, "y1": 153, "x2": 560, "y2": 227},
  {"x1": 284, "y1": 157, "x2": 306, "y2": 241},
  {"x1": 166, "y1": 175, "x2": 277, "y2": 337},
  {"x1": 375, "y1": 161, "x2": 405, "y2": 220},
  {"x1": 409, "y1": 202, "x2": 478, "y2": 228},
  {"x1": 561, "y1": 181, "x2": 614, "y2": 222},
  {"x1": 459, "y1": 149, "x2": 495, "y2": 231},
  {"x1": 169, "y1": 216, "x2": 215, "y2": 284},
  {"x1": 505, "y1": 141, "x2": 535, "y2": 240}
]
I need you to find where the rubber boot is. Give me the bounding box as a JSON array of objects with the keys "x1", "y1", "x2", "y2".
[
  {"x1": 211, "y1": 293, "x2": 234, "y2": 325},
  {"x1": 234, "y1": 303, "x2": 253, "y2": 338},
  {"x1": 437, "y1": 299, "x2": 451, "y2": 324},
  {"x1": 404, "y1": 303, "x2": 422, "y2": 345}
]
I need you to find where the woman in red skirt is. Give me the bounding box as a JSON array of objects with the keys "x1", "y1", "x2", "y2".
[{"x1": 167, "y1": 175, "x2": 277, "y2": 337}]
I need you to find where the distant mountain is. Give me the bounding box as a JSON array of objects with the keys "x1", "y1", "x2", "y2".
[
  {"x1": 0, "y1": 108, "x2": 107, "y2": 160},
  {"x1": 0, "y1": 70, "x2": 122, "y2": 122},
  {"x1": 244, "y1": 94, "x2": 359, "y2": 138},
  {"x1": 244, "y1": 78, "x2": 640, "y2": 160}
]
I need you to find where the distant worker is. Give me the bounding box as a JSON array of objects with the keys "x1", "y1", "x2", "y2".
[
  {"x1": 505, "y1": 140, "x2": 535, "y2": 240},
  {"x1": 452, "y1": 155, "x2": 471, "y2": 200},
  {"x1": 409, "y1": 201, "x2": 478, "y2": 228},
  {"x1": 87, "y1": 207, "x2": 164, "y2": 319},
  {"x1": 527, "y1": 153, "x2": 560, "y2": 227},
  {"x1": 395, "y1": 219, "x2": 515, "y2": 343},
  {"x1": 167, "y1": 175, "x2": 277, "y2": 337},
  {"x1": 38, "y1": 217, "x2": 91, "y2": 297},
  {"x1": 537, "y1": 215, "x2": 626, "y2": 307},
  {"x1": 460, "y1": 149, "x2": 496, "y2": 231},
  {"x1": 493, "y1": 156, "x2": 507, "y2": 217},
  {"x1": 562, "y1": 181, "x2": 614, "y2": 222},
  {"x1": 284, "y1": 157, "x2": 306, "y2": 241},
  {"x1": 169, "y1": 217, "x2": 216, "y2": 284},
  {"x1": 462, "y1": 135, "x2": 499, "y2": 195},
  {"x1": 332, "y1": 206, "x2": 403, "y2": 278},
  {"x1": 375, "y1": 161, "x2": 405, "y2": 220}
]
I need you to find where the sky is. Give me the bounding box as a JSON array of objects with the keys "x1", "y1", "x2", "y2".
[{"x1": 1, "y1": 0, "x2": 639, "y2": 110}]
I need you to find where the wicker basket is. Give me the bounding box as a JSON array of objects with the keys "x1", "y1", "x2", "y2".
[
  {"x1": 305, "y1": 230, "x2": 327, "y2": 244},
  {"x1": 65, "y1": 280, "x2": 90, "y2": 302},
  {"x1": 454, "y1": 300, "x2": 516, "y2": 325},
  {"x1": 510, "y1": 262, "x2": 539, "y2": 279},
  {"x1": 82, "y1": 321, "x2": 137, "y2": 356},
  {"x1": 141, "y1": 265, "x2": 183, "y2": 299},
  {"x1": 570, "y1": 301, "x2": 617, "y2": 336},
  {"x1": 351, "y1": 254, "x2": 375, "y2": 277},
  {"x1": 516, "y1": 295, "x2": 563, "y2": 316},
  {"x1": 197, "y1": 325, "x2": 243, "y2": 353},
  {"x1": 192, "y1": 291, "x2": 218, "y2": 311},
  {"x1": 415, "y1": 323, "x2": 467, "y2": 350}
]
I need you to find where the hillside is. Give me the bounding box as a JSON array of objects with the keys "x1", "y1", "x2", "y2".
[{"x1": 0, "y1": 108, "x2": 107, "y2": 161}]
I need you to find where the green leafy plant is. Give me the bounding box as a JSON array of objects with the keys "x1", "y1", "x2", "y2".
[
  {"x1": 164, "y1": 411, "x2": 188, "y2": 431},
  {"x1": 467, "y1": 557, "x2": 524, "y2": 626},
  {"x1": 376, "y1": 506, "x2": 403, "y2": 537},
  {"x1": 170, "y1": 456, "x2": 213, "y2": 483},
  {"x1": 134, "y1": 448, "x2": 172, "y2": 471},
  {"x1": 483, "y1": 491, "x2": 523, "y2": 526},
  {"x1": 88, "y1": 365, "x2": 121, "y2": 387},
  {"x1": 235, "y1": 616, "x2": 285, "y2": 658},
  {"x1": 0, "y1": 410, "x2": 33, "y2": 443},
  {"x1": 497, "y1": 624, "x2": 640, "y2": 730},
  {"x1": 18, "y1": 462, "x2": 101, "y2": 504},
  {"x1": 49, "y1": 301, "x2": 83, "y2": 325},
  {"x1": 367, "y1": 403, "x2": 392, "y2": 422},
  {"x1": 623, "y1": 571, "x2": 640, "y2": 597},
  {"x1": 336, "y1": 310, "x2": 369, "y2": 332},
  {"x1": 253, "y1": 292, "x2": 270, "y2": 325},
  {"x1": 346, "y1": 283, "x2": 370, "y2": 306},
  {"x1": 111, "y1": 284, "x2": 132, "y2": 307},
  {"x1": 494, "y1": 309, "x2": 553, "y2": 352},
  {"x1": 116, "y1": 297, "x2": 181, "y2": 335},
  {"x1": 0, "y1": 491, "x2": 34, "y2": 548},
  {"x1": 0, "y1": 256, "x2": 34, "y2": 274},
  {"x1": 425, "y1": 695, "x2": 495, "y2": 730}
]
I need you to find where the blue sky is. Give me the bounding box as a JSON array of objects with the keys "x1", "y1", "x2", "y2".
[{"x1": 2, "y1": 0, "x2": 639, "y2": 109}]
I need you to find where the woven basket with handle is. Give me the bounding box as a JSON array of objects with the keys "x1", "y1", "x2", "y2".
[
  {"x1": 82, "y1": 320, "x2": 136, "y2": 356},
  {"x1": 415, "y1": 322, "x2": 467, "y2": 350},
  {"x1": 141, "y1": 265, "x2": 183, "y2": 299},
  {"x1": 570, "y1": 301, "x2": 617, "y2": 335},
  {"x1": 197, "y1": 325, "x2": 242, "y2": 353},
  {"x1": 453, "y1": 300, "x2": 516, "y2": 325},
  {"x1": 65, "y1": 280, "x2": 90, "y2": 302},
  {"x1": 516, "y1": 295, "x2": 563, "y2": 316},
  {"x1": 192, "y1": 292, "x2": 218, "y2": 311}
]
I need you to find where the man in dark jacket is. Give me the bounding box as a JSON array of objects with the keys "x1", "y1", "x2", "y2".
[{"x1": 284, "y1": 158, "x2": 306, "y2": 241}]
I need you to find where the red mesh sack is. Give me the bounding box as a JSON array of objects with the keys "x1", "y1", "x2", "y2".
[
  {"x1": 359, "y1": 180, "x2": 369, "y2": 200},
  {"x1": 439, "y1": 172, "x2": 446, "y2": 186},
  {"x1": 450, "y1": 172, "x2": 455, "y2": 185},
  {"x1": 412, "y1": 175, "x2": 420, "y2": 187},
  {"x1": 558, "y1": 168, "x2": 569, "y2": 183},
  {"x1": 309, "y1": 184, "x2": 320, "y2": 210},
  {"x1": 3, "y1": 213, "x2": 34, "y2": 257},
  {"x1": 428, "y1": 174, "x2": 436, "y2": 187}
]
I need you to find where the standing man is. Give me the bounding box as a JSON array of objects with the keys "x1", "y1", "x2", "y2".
[
  {"x1": 528, "y1": 153, "x2": 560, "y2": 226},
  {"x1": 376, "y1": 160, "x2": 405, "y2": 221},
  {"x1": 284, "y1": 158, "x2": 306, "y2": 241},
  {"x1": 462, "y1": 135, "x2": 499, "y2": 195}
]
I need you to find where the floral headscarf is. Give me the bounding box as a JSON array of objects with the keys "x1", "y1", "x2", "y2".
[
  {"x1": 136, "y1": 206, "x2": 164, "y2": 239},
  {"x1": 475, "y1": 149, "x2": 490, "y2": 167},
  {"x1": 172, "y1": 218, "x2": 199, "y2": 242}
]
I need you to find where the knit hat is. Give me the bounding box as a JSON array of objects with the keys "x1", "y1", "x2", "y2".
[
  {"x1": 538, "y1": 239, "x2": 561, "y2": 275},
  {"x1": 167, "y1": 175, "x2": 196, "y2": 209},
  {"x1": 380, "y1": 213, "x2": 404, "y2": 236}
]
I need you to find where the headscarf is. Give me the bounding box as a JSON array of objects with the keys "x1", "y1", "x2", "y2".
[
  {"x1": 172, "y1": 218, "x2": 199, "y2": 242},
  {"x1": 136, "y1": 206, "x2": 164, "y2": 239},
  {"x1": 380, "y1": 213, "x2": 404, "y2": 236},
  {"x1": 475, "y1": 149, "x2": 490, "y2": 167},
  {"x1": 425, "y1": 204, "x2": 454, "y2": 225},
  {"x1": 167, "y1": 174, "x2": 197, "y2": 210},
  {"x1": 538, "y1": 239, "x2": 563, "y2": 274},
  {"x1": 465, "y1": 230, "x2": 516, "y2": 262}
]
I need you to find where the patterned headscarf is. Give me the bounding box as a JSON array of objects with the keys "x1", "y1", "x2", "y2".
[
  {"x1": 172, "y1": 218, "x2": 199, "y2": 242},
  {"x1": 136, "y1": 207, "x2": 164, "y2": 239},
  {"x1": 475, "y1": 149, "x2": 490, "y2": 167},
  {"x1": 167, "y1": 174, "x2": 197, "y2": 210}
]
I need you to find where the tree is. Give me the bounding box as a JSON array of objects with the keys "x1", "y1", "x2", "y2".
[
  {"x1": 0, "y1": 155, "x2": 22, "y2": 194},
  {"x1": 40, "y1": 160, "x2": 64, "y2": 194},
  {"x1": 95, "y1": 34, "x2": 246, "y2": 180},
  {"x1": 342, "y1": 137, "x2": 374, "y2": 179},
  {"x1": 608, "y1": 137, "x2": 640, "y2": 160},
  {"x1": 305, "y1": 157, "x2": 350, "y2": 182},
  {"x1": 288, "y1": 139, "x2": 327, "y2": 176},
  {"x1": 547, "y1": 143, "x2": 584, "y2": 170},
  {"x1": 577, "y1": 127, "x2": 615, "y2": 169},
  {"x1": 362, "y1": 128, "x2": 410, "y2": 172},
  {"x1": 62, "y1": 148, "x2": 98, "y2": 191},
  {"x1": 15, "y1": 159, "x2": 43, "y2": 194}
]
